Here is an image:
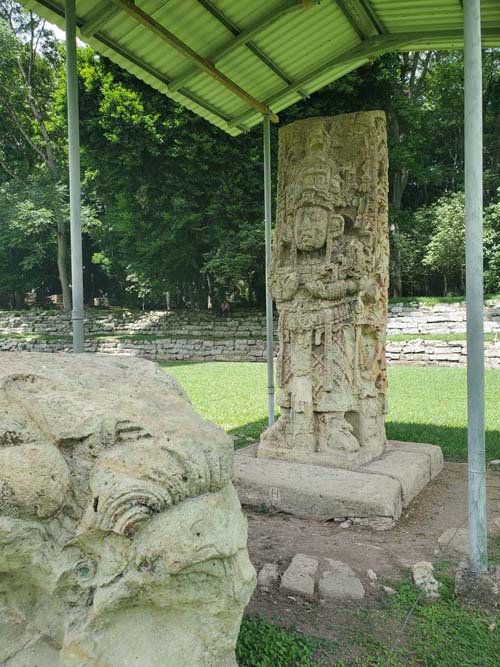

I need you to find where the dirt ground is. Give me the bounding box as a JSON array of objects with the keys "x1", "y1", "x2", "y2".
[{"x1": 243, "y1": 463, "x2": 500, "y2": 641}]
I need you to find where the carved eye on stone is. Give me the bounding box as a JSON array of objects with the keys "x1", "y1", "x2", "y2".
[{"x1": 74, "y1": 559, "x2": 97, "y2": 581}]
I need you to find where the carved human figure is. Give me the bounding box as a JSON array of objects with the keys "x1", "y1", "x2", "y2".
[
  {"x1": 259, "y1": 112, "x2": 389, "y2": 470},
  {"x1": 0, "y1": 353, "x2": 255, "y2": 667}
]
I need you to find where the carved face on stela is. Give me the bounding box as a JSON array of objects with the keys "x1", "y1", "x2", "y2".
[{"x1": 290, "y1": 121, "x2": 347, "y2": 254}]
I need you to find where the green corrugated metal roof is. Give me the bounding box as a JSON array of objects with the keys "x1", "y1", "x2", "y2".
[{"x1": 19, "y1": 0, "x2": 500, "y2": 136}]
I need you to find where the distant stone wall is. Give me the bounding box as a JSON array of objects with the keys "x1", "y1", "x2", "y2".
[
  {"x1": 1, "y1": 301, "x2": 500, "y2": 367},
  {"x1": 388, "y1": 299, "x2": 500, "y2": 334},
  {"x1": 0, "y1": 308, "x2": 269, "y2": 339},
  {"x1": 386, "y1": 339, "x2": 500, "y2": 368}
]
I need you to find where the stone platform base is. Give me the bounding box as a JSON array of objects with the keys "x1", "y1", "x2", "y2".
[{"x1": 234, "y1": 441, "x2": 443, "y2": 529}]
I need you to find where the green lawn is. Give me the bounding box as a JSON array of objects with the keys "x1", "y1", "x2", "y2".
[{"x1": 161, "y1": 362, "x2": 500, "y2": 462}]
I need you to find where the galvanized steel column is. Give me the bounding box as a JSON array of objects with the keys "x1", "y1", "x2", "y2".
[
  {"x1": 464, "y1": 0, "x2": 488, "y2": 572},
  {"x1": 263, "y1": 114, "x2": 275, "y2": 426},
  {"x1": 65, "y1": 0, "x2": 85, "y2": 352}
]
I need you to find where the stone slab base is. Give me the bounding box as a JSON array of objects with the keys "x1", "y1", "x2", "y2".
[{"x1": 234, "y1": 441, "x2": 443, "y2": 528}]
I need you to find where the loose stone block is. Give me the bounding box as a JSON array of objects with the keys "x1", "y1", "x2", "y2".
[
  {"x1": 258, "y1": 563, "x2": 280, "y2": 591},
  {"x1": 281, "y1": 554, "x2": 319, "y2": 596},
  {"x1": 319, "y1": 560, "x2": 365, "y2": 600},
  {"x1": 412, "y1": 561, "x2": 440, "y2": 601},
  {"x1": 0, "y1": 352, "x2": 255, "y2": 667}
]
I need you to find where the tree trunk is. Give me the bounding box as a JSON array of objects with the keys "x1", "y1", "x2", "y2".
[
  {"x1": 57, "y1": 218, "x2": 72, "y2": 312},
  {"x1": 390, "y1": 169, "x2": 408, "y2": 298}
]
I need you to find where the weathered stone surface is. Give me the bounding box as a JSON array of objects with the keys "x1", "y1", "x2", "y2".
[
  {"x1": 235, "y1": 440, "x2": 442, "y2": 523},
  {"x1": 438, "y1": 528, "x2": 470, "y2": 555},
  {"x1": 0, "y1": 352, "x2": 255, "y2": 667},
  {"x1": 411, "y1": 561, "x2": 440, "y2": 600},
  {"x1": 361, "y1": 441, "x2": 443, "y2": 509},
  {"x1": 259, "y1": 112, "x2": 390, "y2": 470},
  {"x1": 319, "y1": 560, "x2": 365, "y2": 600},
  {"x1": 388, "y1": 440, "x2": 444, "y2": 479},
  {"x1": 258, "y1": 563, "x2": 280, "y2": 591},
  {"x1": 281, "y1": 554, "x2": 318, "y2": 596},
  {"x1": 235, "y1": 451, "x2": 403, "y2": 521}
]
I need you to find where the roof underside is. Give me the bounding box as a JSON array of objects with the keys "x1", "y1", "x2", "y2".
[{"x1": 20, "y1": 0, "x2": 500, "y2": 136}]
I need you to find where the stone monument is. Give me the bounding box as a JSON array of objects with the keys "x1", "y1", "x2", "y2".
[
  {"x1": 0, "y1": 353, "x2": 255, "y2": 667},
  {"x1": 235, "y1": 112, "x2": 443, "y2": 526},
  {"x1": 260, "y1": 111, "x2": 388, "y2": 469}
]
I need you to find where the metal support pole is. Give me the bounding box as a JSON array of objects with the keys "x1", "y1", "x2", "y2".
[
  {"x1": 65, "y1": 0, "x2": 85, "y2": 353},
  {"x1": 263, "y1": 114, "x2": 275, "y2": 426},
  {"x1": 464, "y1": 0, "x2": 488, "y2": 572}
]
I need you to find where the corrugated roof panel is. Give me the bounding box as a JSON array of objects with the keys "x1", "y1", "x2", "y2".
[
  {"x1": 373, "y1": 0, "x2": 463, "y2": 31},
  {"x1": 253, "y1": 2, "x2": 359, "y2": 80},
  {"x1": 16, "y1": 0, "x2": 500, "y2": 136}
]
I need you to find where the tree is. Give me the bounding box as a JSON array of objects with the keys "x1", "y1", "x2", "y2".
[
  {"x1": 0, "y1": 2, "x2": 71, "y2": 309},
  {"x1": 422, "y1": 192, "x2": 466, "y2": 295}
]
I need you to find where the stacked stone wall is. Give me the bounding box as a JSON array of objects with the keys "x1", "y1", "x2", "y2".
[{"x1": 1, "y1": 302, "x2": 500, "y2": 367}]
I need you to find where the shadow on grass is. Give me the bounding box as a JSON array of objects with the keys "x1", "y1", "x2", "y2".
[
  {"x1": 387, "y1": 421, "x2": 500, "y2": 462},
  {"x1": 159, "y1": 361, "x2": 206, "y2": 368},
  {"x1": 228, "y1": 417, "x2": 275, "y2": 449},
  {"x1": 229, "y1": 418, "x2": 500, "y2": 462}
]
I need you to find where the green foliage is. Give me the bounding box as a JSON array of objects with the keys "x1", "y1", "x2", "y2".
[
  {"x1": 237, "y1": 617, "x2": 319, "y2": 667},
  {"x1": 0, "y1": 173, "x2": 58, "y2": 303},
  {"x1": 422, "y1": 192, "x2": 466, "y2": 294},
  {"x1": 1, "y1": 3, "x2": 500, "y2": 305}
]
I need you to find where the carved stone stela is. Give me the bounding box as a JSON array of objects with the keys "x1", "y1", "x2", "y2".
[
  {"x1": 0, "y1": 353, "x2": 255, "y2": 667},
  {"x1": 259, "y1": 112, "x2": 389, "y2": 470}
]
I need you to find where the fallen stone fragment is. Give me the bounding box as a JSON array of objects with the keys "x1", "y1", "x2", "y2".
[
  {"x1": 367, "y1": 569, "x2": 378, "y2": 582},
  {"x1": 281, "y1": 554, "x2": 318, "y2": 596},
  {"x1": 340, "y1": 520, "x2": 352, "y2": 529},
  {"x1": 438, "y1": 527, "x2": 469, "y2": 555},
  {"x1": 258, "y1": 563, "x2": 280, "y2": 592},
  {"x1": 383, "y1": 586, "x2": 396, "y2": 596},
  {"x1": 488, "y1": 459, "x2": 500, "y2": 466},
  {"x1": 411, "y1": 561, "x2": 440, "y2": 600},
  {"x1": 319, "y1": 560, "x2": 365, "y2": 600}
]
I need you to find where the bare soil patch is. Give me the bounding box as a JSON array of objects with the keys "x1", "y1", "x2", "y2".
[{"x1": 244, "y1": 463, "x2": 500, "y2": 644}]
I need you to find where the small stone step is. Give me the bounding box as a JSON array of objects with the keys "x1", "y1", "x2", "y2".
[
  {"x1": 319, "y1": 560, "x2": 365, "y2": 600},
  {"x1": 281, "y1": 554, "x2": 318, "y2": 596}
]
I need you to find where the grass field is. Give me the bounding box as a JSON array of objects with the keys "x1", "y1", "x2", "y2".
[{"x1": 161, "y1": 362, "x2": 500, "y2": 462}]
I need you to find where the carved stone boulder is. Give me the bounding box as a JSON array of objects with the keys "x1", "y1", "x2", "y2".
[{"x1": 0, "y1": 352, "x2": 255, "y2": 667}]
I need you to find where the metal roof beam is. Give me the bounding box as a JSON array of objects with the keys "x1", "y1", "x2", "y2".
[
  {"x1": 110, "y1": 0, "x2": 279, "y2": 122},
  {"x1": 80, "y1": 3, "x2": 120, "y2": 38},
  {"x1": 230, "y1": 28, "x2": 500, "y2": 127},
  {"x1": 192, "y1": 0, "x2": 309, "y2": 98},
  {"x1": 169, "y1": 0, "x2": 307, "y2": 93},
  {"x1": 189, "y1": 0, "x2": 309, "y2": 99},
  {"x1": 335, "y1": 1, "x2": 384, "y2": 40}
]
